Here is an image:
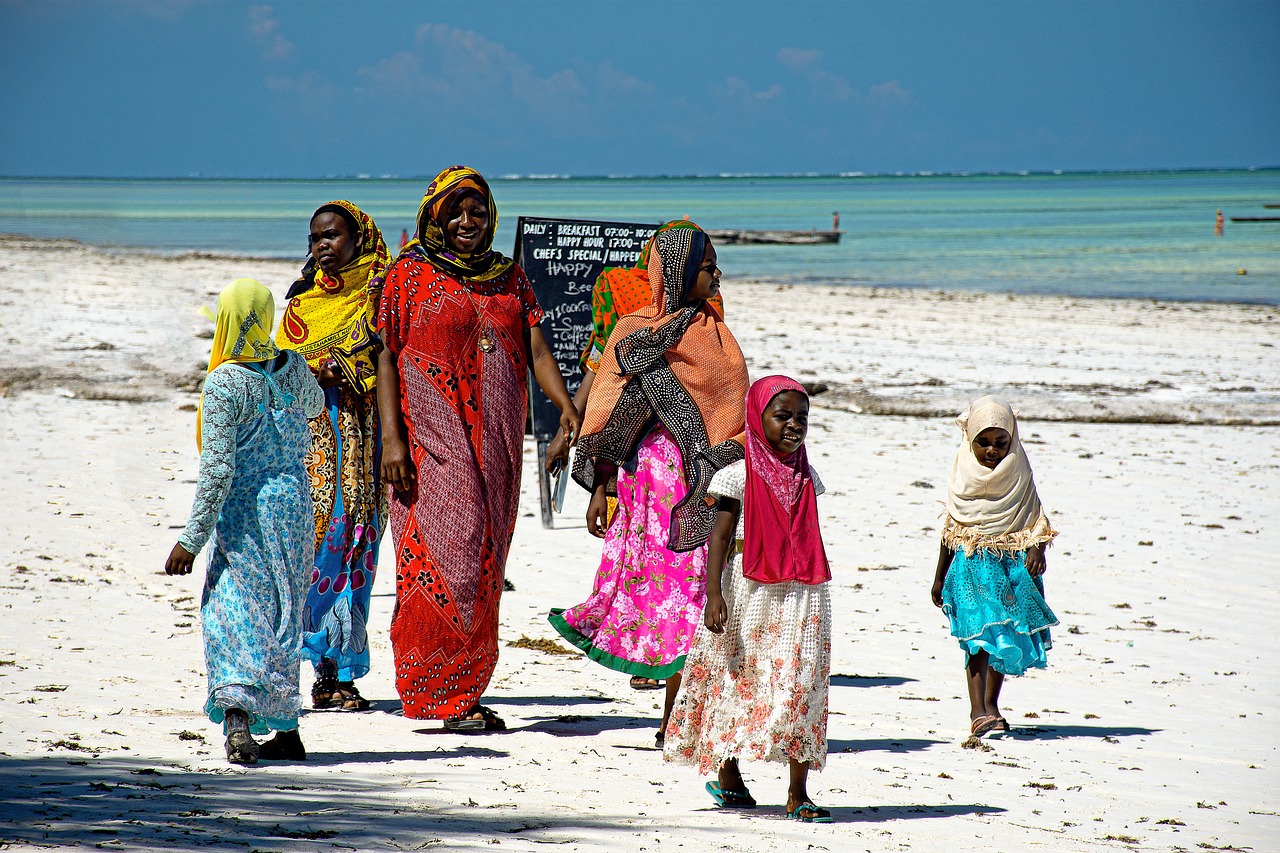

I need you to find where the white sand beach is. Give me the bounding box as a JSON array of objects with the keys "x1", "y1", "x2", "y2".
[{"x1": 1, "y1": 235, "x2": 1277, "y2": 851}]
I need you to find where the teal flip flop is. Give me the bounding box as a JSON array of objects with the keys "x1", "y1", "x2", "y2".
[
  {"x1": 705, "y1": 780, "x2": 756, "y2": 809},
  {"x1": 786, "y1": 801, "x2": 833, "y2": 823}
]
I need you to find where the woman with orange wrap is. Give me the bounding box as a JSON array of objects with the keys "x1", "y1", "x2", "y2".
[{"x1": 549, "y1": 223, "x2": 748, "y2": 745}]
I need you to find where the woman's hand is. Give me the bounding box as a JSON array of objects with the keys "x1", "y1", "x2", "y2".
[
  {"x1": 586, "y1": 487, "x2": 610, "y2": 538},
  {"x1": 381, "y1": 437, "x2": 417, "y2": 497},
  {"x1": 930, "y1": 577, "x2": 945, "y2": 608},
  {"x1": 316, "y1": 360, "x2": 345, "y2": 389},
  {"x1": 704, "y1": 593, "x2": 729, "y2": 634},
  {"x1": 545, "y1": 428, "x2": 569, "y2": 474},
  {"x1": 1025, "y1": 545, "x2": 1047, "y2": 577},
  {"x1": 166, "y1": 543, "x2": 195, "y2": 576},
  {"x1": 558, "y1": 406, "x2": 583, "y2": 449}
]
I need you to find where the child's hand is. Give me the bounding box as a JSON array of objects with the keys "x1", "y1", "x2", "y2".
[
  {"x1": 1025, "y1": 545, "x2": 1047, "y2": 577},
  {"x1": 704, "y1": 593, "x2": 728, "y2": 634},
  {"x1": 585, "y1": 489, "x2": 610, "y2": 538},
  {"x1": 165, "y1": 543, "x2": 195, "y2": 576},
  {"x1": 317, "y1": 360, "x2": 345, "y2": 389},
  {"x1": 930, "y1": 578, "x2": 944, "y2": 608}
]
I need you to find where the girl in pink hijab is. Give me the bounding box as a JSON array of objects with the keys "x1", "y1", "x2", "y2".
[{"x1": 664, "y1": 376, "x2": 833, "y2": 823}]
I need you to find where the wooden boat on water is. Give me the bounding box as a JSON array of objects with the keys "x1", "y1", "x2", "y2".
[
  {"x1": 1229, "y1": 216, "x2": 1280, "y2": 222},
  {"x1": 707, "y1": 228, "x2": 841, "y2": 245}
]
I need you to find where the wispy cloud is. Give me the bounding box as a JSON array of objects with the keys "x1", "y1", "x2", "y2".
[
  {"x1": 867, "y1": 80, "x2": 912, "y2": 105},
  {"x1": 776, "y1": 46, "x2": 854, "y2": 102},
  {"x1": 358, "y1": 24, "x2": 586, "y2": 108},
  {"x1": 719, "y1": 76, "x2": 784, "y2": 102},
  {"x1": 248, "y1": 5, "x2": 294, "y2": 62},
  {"x1": 776, "y1": 47, "x2": 822, "y2": 71}
]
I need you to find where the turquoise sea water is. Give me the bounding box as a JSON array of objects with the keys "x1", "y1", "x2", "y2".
[{"x1": 1, "y1": 170, "x2": 1277, "y2": 304}]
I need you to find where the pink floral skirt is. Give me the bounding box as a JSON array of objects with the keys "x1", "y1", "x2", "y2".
[
  {"x1": 549, "y1": 427, "x2": 707, "y2": 679},
  {"x1": 664, "y1": 557, "x2": 831, "y2": 773}
]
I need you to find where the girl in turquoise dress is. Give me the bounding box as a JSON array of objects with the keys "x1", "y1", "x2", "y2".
[
  {"x1": 930, "y1": 395, "x2": 1058, "y2": 738},
  {"x1": 166, "y1": 278, "x2": 324, "y2": 765}
]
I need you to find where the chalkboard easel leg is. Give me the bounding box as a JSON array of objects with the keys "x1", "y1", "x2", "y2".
[{"x1": 536, "y1": 439, "x2": 553, "y2": 529}]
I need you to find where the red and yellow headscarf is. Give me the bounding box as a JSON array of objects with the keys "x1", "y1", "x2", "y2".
[{"x1": 402, "y1": 165, "x2": 514, "y2": 282}]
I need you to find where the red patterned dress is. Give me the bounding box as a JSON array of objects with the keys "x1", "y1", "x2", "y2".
[{"x1": 378, "y1": 253, "x2": 543, "y2": 719}]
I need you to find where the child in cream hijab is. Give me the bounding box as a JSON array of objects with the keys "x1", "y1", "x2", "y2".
[{"x1": 930, "y1": 395, "x2": 1058, "y2": 738}]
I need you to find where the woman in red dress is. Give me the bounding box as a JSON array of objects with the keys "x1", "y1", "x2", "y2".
[{"x1": 377, "y1": 166, "x2": 580, "y2": 730}]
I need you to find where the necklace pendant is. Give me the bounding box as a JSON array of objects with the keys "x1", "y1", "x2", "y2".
[{"x1": 478, "y1": 334, "x2": 496, "y2": 353}]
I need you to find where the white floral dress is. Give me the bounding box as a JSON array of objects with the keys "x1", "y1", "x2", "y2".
[{"x1": 664, "y1": 459, "x2": 832, "y2": 773}]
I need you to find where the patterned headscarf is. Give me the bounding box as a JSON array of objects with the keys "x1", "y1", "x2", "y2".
[
  {"x1": 401, "y1": 165, "x2": 514, "y2": 282},
  {"x1": 579, "y1": 220, "x2": 724, "y2": 374},
  {"x1": 277, "y1": 200, "x2": 389, "y2": 393},
  {"x1": 742, "y1": 376, "x2": 830, "y2": 585},
  {"x1": 572, "y1": 224, "x2": 748, "y2": 552},
  {"x1": 197, "y1": 278, "x2": 280, "y2": 450}
]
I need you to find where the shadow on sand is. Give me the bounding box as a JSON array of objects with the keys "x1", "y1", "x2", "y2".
[
  {"x1": 306, "y1": 745, "x2": 509, "y2": 765},
  {"x1": 0, "y1": 752, "x2": 719, "y2": 851},
  {"x1": 830, "y1": 674, "x2": 918, "y2": 688},
  {"x1": 827, "y1": 737, "x2": 945, "y2": 754},
  {"x1": 721, "y1": 802, "x2": 1007, "y2": 823},
  {"x1": 0, "y1": 753, "x2": 649, "y2": 851},
  {"x1": 514, "y1": 714, "x2": 655, "y2": 737},
  {"x1": 999, "y1": 724, "x2": 1159, "y2": 740}
]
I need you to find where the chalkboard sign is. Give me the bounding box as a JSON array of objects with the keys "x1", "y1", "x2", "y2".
[{"x1": 513, "y1": 216, "x2": 657, "y2": 441}]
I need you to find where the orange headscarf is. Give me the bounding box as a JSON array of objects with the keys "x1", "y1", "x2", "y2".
[
  {"x1": 572, "y1": 224, "x2": 748, "y2": 552},
  {"x1": 579, "y1": 219, "x2": 724, "y2": 373}
]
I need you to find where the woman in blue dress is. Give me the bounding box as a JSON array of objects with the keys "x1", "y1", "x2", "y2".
[
  {"x1": 930, "y1": 395, "x2": 1058, "y2": 738},
  {"x1": 166, "y1": 278, "x2": 324, "y2": 765}
]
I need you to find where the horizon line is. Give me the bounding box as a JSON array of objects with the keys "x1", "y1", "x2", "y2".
[{"x1": 2, "y1": 165, "x2": 1278, "y2": 183}]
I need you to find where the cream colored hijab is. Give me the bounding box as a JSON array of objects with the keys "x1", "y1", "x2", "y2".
[{"x1": 943, "y1": 395, "x2": 1056, "y2": 554}]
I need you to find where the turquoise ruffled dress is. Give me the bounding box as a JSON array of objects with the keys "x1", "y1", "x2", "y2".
[{"x1": 941, "y1": 548, "x2": 1056, "y2": 676}]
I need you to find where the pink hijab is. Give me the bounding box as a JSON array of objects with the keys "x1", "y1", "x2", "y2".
[{"x1": 742, "y1": 376, "x2": 830, "y2": 586}]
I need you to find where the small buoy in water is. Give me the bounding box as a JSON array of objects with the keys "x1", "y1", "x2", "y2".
[{"x1": 1237, "y1": 268, "x2": 1248, "y2": 275}]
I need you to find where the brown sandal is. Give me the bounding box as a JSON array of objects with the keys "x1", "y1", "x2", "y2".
[
  {"x1": 333, "y1": 681, "x2": 370, "y2": 711},
  {"x1": 971, "y1": 715, "x2": 1000, "y2": 736}
]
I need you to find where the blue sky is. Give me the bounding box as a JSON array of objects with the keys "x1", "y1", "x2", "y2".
[{"x1": 3, "y1": 0, "x2": 1277, "y2": 178}]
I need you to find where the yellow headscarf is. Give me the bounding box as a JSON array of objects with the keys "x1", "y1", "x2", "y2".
[
  {"x1": 277, "y1": 200, "x2": 388, "y2": 393},
  {"x1": 196, "y1": 278, "x2": 280, "y2": 450}
]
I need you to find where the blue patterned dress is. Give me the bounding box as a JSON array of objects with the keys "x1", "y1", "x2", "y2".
[
  {"x1": 178, "y1": 351, "x2": 324, "y2": 733},
  {"x1": 941, "y1": 548, "x2": 1057, "y2": 676}
]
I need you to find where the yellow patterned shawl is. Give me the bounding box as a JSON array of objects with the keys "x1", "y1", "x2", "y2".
[
  {"x1": 277, "y1": 200, "x2": 389, "y2": 393},
  {"x1": 197, "y1": 278, "x2": 280, "y2": 450}
]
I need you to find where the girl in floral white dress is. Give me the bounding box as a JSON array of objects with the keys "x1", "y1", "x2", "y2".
[{"x1": 664, "y1": 375, "x2": 833, "y2": 823}]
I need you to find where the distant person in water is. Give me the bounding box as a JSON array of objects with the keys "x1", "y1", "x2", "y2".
[
  {"x1": 832, "y1": 211, "x2": 839, "y2": 231},
  {"x1": 399, "y1": 228, "x2": 410, "y2": 250},
  {"x1": 1215, "y1": 210, "x2": 1225, "y2": 237}
]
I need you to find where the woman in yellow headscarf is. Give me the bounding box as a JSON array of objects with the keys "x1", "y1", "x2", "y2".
[
  {"x1": 276, "y1": 201, "x2": 389, "y2": 713},
  {"x1": 166, "y1": 278, "x2": 324, "y2": 765},
  {"x1": 376, "y1": 166, "x2": 581, "y2": 731}
]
